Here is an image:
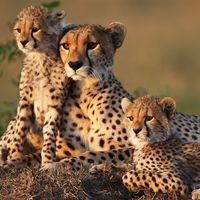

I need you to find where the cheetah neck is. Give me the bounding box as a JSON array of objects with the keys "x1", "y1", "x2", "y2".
[
  {"x1": 76, "y1": 76, "x2": 100, "y2": 91},
  {"x1": 133, "y1": 140, "x2": 149, "y2": 150}
]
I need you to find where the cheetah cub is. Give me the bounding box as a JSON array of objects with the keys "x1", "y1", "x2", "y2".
[
  {"x1": 60, "y1": 96, "x2": 200, "y2": 199},
  {"x1": 0, "y1": 5, "x2": 70, "y2": 167},
  {"x1": 121, "y1": 96, "x2": 200, "y2": 199}
]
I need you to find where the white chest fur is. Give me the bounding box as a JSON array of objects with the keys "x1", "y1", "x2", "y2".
[{"x1": 28, "y1": 53, "x2": 54, "y2": 124}]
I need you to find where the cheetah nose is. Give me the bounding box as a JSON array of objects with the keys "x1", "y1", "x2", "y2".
[
  {"x1": 133, "y1": 128, "x2": 142, "y2": 135},
  {"x1": 68, "y1": 61, "x2": 83, "y2": 71},
  {"x1": 20, "y1": 40, "x2": 29, "y2": 46}
]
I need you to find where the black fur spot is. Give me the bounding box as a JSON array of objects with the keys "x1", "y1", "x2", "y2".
[
  {"x1": 108, "y1": 113, "x2": 113, "y2": 118},
  {"x1": 88, "y1": 159, "x2": 94, "y2": 163},
  {"x1": 64, "y1": 151, "x2": 71, "y2": 156},
  {"x1": 76, "y1": 113, "x2": 82, "y2": 119},
  {"x1": 163, "y1": 178, "x2": 168, "y2": 183},
  {"x1": 112, "y1": 125, "x2": 116, "y2": 130},
  {"x1": 122, "y1": 128, "x2": 126, "y2": 134},
  {"x1": 89, "y1": 152, "x2": 96, "y2": 156},
  {"x1": 118, "y1": 154, "x2": 125, "y2": 161},
  {"x1": 102, "y1": 119, "x2": 107, "y2": 123},
  {"x1": 110, "y1": 145, "x2": 115, "y2": 150},
  {"x1": 116, "y1": 120, "x2": 120, "y2": 125},
  {"x1": 108, "y1": 152, "x2": 114, "y2": 159},
  {"x1": 80, "y1": 156, "x2": 85, "y2": 160},
  {"x1": 99, "y1": 139, "x2": 105, "y2": 148},
  {"x1": 49, "y1": 88, "x2": 55, "y2": 93},
  {"x1": 101, "y1": 156, "x2": 106, "y2": 161},
  {"x1": 192, "y1": 135, "x2": 198, "y2": 140},
  {"x1": 67, "y1": 143, "x2": 75, "y2": 150}
]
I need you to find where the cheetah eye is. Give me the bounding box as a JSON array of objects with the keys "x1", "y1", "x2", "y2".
[
  {"x1": 15, "y1": 28, "x2": 21, "y2": 33},
  {"x1": 87, "y1": 42, "x2": 98, "y2": 50},
  {"x1": 32, "y1": 27, "x2": 40, "y2": 33},
  {"x1": 127, "y1": 116, "x2": 134, "y2": 121},
  {"x1": 145, "y1": 116, "x2": 154, "y2": 121},
  {"x1": 61, "y1": 43, "x2": 69, "y2": 50}
]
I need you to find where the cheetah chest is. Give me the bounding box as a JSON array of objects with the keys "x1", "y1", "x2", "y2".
[{"x1": 33, "y1": 77, "x2": 53, "y2": 124}]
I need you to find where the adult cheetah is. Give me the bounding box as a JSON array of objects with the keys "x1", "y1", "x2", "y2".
[
  {"x1": 56, "y1": 96, "x2": 200, "y2": 199},
  {"x1": 0, "y1": 5, "x2": 72, "y2": 166}
]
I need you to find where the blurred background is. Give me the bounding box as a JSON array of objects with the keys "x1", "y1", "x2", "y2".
[{"x1": 0, "y1": 0, "x2": 200, "y2": 132}]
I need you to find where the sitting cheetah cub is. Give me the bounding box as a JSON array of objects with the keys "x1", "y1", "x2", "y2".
[
  {"x1": 59, "y1": 95, "x2": 200, "y2": 199},
  {"x1": 0, "y1": 5, "x2": 71, "y2": 167}
]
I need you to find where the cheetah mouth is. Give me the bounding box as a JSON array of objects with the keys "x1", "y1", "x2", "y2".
[
  {"x1": 131, "y1": 129, "x2": 151, "y2": 142},
  {"x1": 65, "y1": 65, "x2": 90, "y2": 80},
  {"x1": 70, "y1": 74, "x2": 86, "y2": 81},
  {"x1": 19, "y1": 45, "x2": 38, "y2": 54},
  {"x1": 17, "y1": 40, "x2": 39, "y2": 53}
]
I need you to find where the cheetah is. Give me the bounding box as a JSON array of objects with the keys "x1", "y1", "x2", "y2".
[
  {"x1": 55, "y1": 95, "x2": 200, "y2": 199},
  {"x1": 121, "y1": 96, "x2": 200, "y2": 199},
  {"x1": 0, "y1": 5, "x2": 72, "y2": 166},
  {"x1": 54, "y1": 22, "x2": 133, "y2": 160}
]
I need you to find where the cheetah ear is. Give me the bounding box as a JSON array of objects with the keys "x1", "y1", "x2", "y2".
[
  {"x1": 159, "y1": 97, "x2": 176, "y2": 120},
  {"x1": 121, "y1": 98, "x2": 132, "y2": 113},
  {"x1": 106, "y1": 22, "x2": 126, "y2": 49},
  {"x1": 61, "y1": 23, "x2": 78, "y2": 38},
  {"x1": 48, "y1": 10, "x2": 67, "y2": 24},
  {"x1": 53, "y1": 10, "x2": 66, "y2": 20}
]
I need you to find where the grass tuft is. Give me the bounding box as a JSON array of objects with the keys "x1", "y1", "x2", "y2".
[{"x1": 0, "y1": 166, "x2": 180, "y2": 200}]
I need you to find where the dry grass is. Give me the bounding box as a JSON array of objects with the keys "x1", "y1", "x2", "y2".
[{"x1": 0, "y1": 166, "x2": 183, "y2": 200}]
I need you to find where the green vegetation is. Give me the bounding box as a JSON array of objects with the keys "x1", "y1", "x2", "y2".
[
  {"x1": 0, "y1": 40, "x2": 20, "y2": 63},
  {"x1": 42, "y1": 0, "x2": 60, "y2": 10}
]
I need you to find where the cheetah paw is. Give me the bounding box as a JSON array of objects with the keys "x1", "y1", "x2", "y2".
[
  {"x1": 40, "y1": 162, "x2": 58, "y2": 171},
  {"x1": 89, "y1": 165, "x2": 104, "y2": 174},
  {"x1": 192, "y1": 188, "x2": 200, "y2": 200},
  {"x1": 89, "y1": 164, "x2": 110, "y2": 174},
  {"x1": 0, "y1": 154, "x2": 6, "y2": 165}
]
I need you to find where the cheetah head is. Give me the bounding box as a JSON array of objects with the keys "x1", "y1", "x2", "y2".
[
  {"x1": 13, "y1": 5, "x2": 66, "y2": 54},
  {"x1": 59, "y1": 22, "x2": 126, "y2": 81},
  {"x1": 121, "y1": 95, "x2": 176, "y2": 148}
]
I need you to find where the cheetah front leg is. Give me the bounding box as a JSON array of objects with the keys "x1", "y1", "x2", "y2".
[
  {"x1": 41, "y1": 107, "x2": 60, "y2": 166},
  {"x1": 191, "y1": 177, "x2": 200, "y2": 200},
  {"x1": 1, "y1": 152, "x2": 41, "y2": 169},
  {"x1": 0, "y1": 117, "x2": 18, "y2": 164},
  {"x1": 0, "y1": 139, "x2": 9, "y2": 165},
  {"x1": 41, "y1": 148, "x2": 134, "y2": 171},
  {"x1": 192, "y1": 188, "x2": 200, "y2": 200},
  {"x1": 122, "y1": 170, "x2": 189, "y2": 198},
  {"x1": 8, "y1": 98, "x2": 33, "y2": 160}
]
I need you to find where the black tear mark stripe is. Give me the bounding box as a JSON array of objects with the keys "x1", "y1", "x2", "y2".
[{"x1": 86, "y1": 47, "x2": 93, "y2": 70}]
